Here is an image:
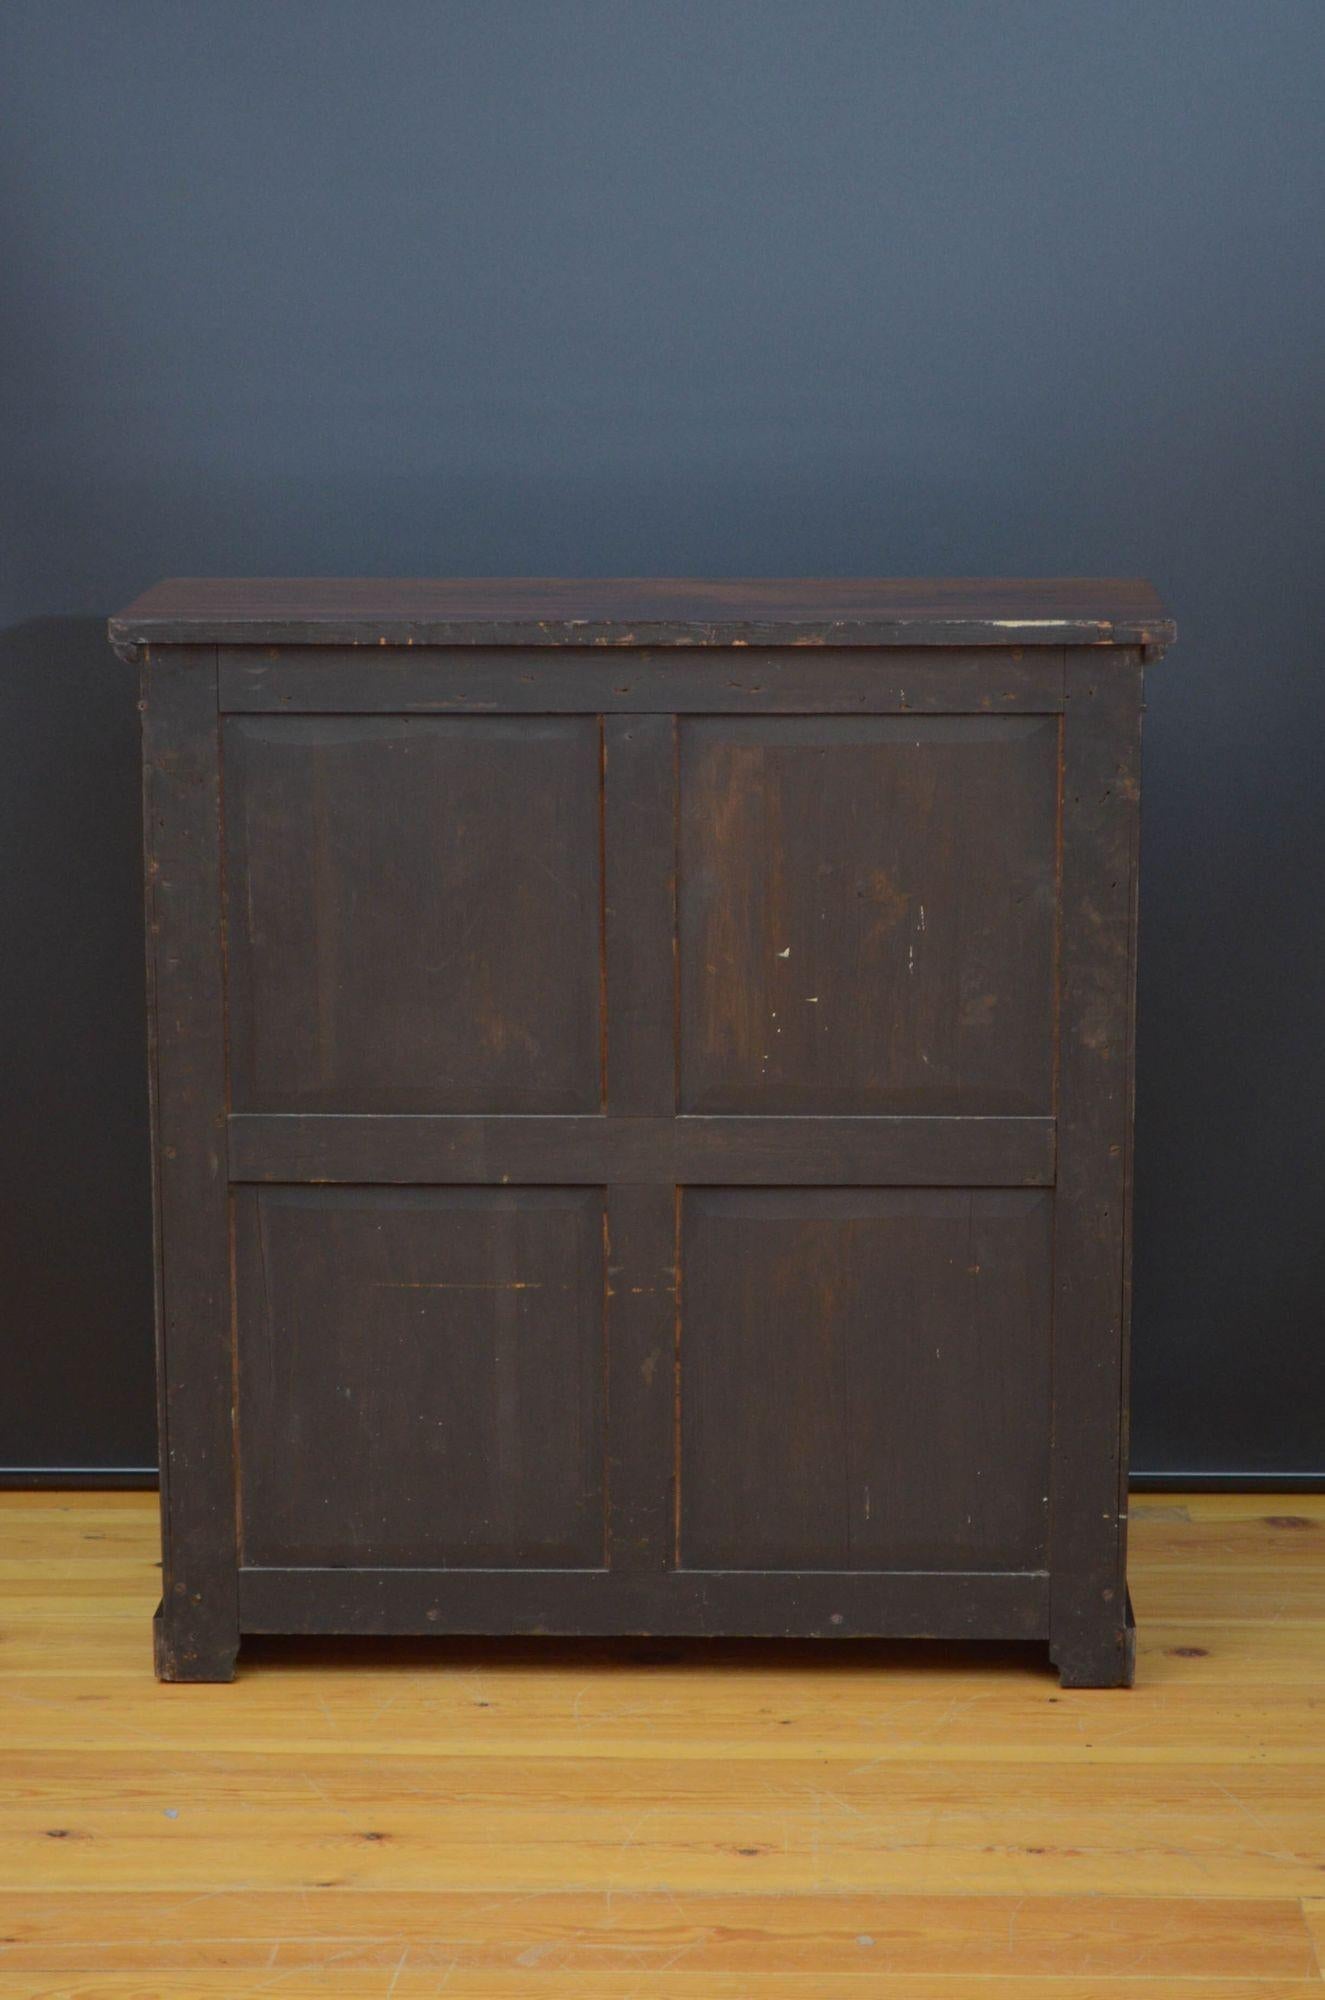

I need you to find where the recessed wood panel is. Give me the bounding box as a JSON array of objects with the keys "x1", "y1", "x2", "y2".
[
  {"x1": 235, "y1": 1187, "x2": 605, "y2": 1568},
  {"x1": 224, "y1": 715, "x2": 601, "y2": 1113},
  {"x1": 679, "y1": 1189, "x2": 1052, "y2": 1572},
  {"x1": 679, "y1": 716, "x2": 1058, "y2": 1114}
]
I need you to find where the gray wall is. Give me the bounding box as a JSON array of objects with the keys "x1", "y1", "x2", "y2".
[{"x1": 2, "y1": 0, "x2": 1323, "y2": 1478}]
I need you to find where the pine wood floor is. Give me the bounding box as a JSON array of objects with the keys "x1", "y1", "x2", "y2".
[{"x1": 0, "y1": 1490, "x2": 1322, "y2": 1997}]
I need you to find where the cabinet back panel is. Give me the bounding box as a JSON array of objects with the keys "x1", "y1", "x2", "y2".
[{"x1": 118, "y1": 587, "x2": 1154, "y2": 1683}]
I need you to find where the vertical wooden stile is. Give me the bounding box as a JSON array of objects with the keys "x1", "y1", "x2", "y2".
[
  {"x1": 1049, "y1": 649, "x2": 1144, "y2": 1686},
  {"x1": 142, "y1": 645, "x2": 238, "y2": 1680},
  {"x1": 603, "y1": 715, "x2": 678, "y2": 1575}
]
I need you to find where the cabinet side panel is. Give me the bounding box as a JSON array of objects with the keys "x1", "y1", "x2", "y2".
[
  {"x1": 1050, "y1": 651, "x2": 1143, "y2": 1686},
  {"x1": 142, "y1": 646, "x2": 238, "y2": 1678}
]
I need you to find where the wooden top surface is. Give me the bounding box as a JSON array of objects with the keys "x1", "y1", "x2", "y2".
[{"x1": 110, "y1": 577, "x2": 1174, "y2": 654}]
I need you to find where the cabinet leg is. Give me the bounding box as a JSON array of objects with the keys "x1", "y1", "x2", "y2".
[
  {"x1": 153, "y1": 1601, "x2": 239, "y2": 1683},
  {"x1": 1051, "y1": 1589, "x2": 1136, "y2": 1689}
]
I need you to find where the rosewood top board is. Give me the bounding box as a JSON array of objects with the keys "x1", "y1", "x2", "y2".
[{"x1": 109, "y1": 577, "x2": 1174, "y2": 656}]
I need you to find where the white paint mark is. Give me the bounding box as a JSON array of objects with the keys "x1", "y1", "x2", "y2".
[
  {"x1": 376, "y1": 1280, "x2": 543, "y2": 1291},
  {"x1": 777, "y1": 946, "x2": 791, "y2": 958}
]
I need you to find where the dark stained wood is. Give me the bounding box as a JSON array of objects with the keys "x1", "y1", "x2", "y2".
[
  {"x1": 111, "y1": 576, "x2": 1176, "y2": 654},
  {"x1": 679, "y1": 716, "x2": 1059, "y2": 1116},
  {"x1": 598, "y1": 715, "x2": 680, "y2": 1573},
  {"x1": 236, "y1": 1565, "x2": 1049, "y2": 1640},
  {"x1": 234, "y1": 1186, "x2": 605, "y2": 1569},
  {"x1": 1049, "y1": 651, "x2": 1144, "y2": 1688},
  {"x1": 116, "y1": 578, "x2": 1167, "y2": 1684},
  {"x1": 223, "y1": 715, "x2": 602, "y2": 1114},
  {"x1": 604, "y1": 1186, "x2": 677, "y2": 1573},
  {"x1": 140, "y1": 647, "x2": 238, "y2": 1681},
  {"x1": 217, "y1": 646, "x2": 1067, "y2": 714},
  {"x1": 603, "y1": 715, "x2": 676, "y2": 1115},
  {"x1": 680, "y1": 1190, "x2": 1052, "y2": 1572},
  {"x1": 226, "y1": 1113, "x2": 1057, "y2": 1187}
]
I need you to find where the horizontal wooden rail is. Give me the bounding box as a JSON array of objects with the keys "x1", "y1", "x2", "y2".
[
  {"x1": 227, "y1": 1113, "x2": 1055, "y2": 1187},
  {"x1": 237, "y1": 1565, "x2": 1050, "y2": 1640},
  {"x1": 218, "y1": 645, "x2": 1066, "y2": 715}
]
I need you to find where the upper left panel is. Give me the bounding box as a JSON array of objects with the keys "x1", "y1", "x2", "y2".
[{"x1": 223, "y1": 714, "x2": 603, "y2": 1112}]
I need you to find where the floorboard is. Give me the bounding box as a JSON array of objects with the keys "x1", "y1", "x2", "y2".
[{"x1": 0, "y1": 1492, "x2": 1322, "y2": 1995}]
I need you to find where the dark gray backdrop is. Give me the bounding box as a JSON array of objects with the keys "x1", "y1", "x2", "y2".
[{"x1": 3, "y1": 0, "x2": 1323, "y2": 1480}]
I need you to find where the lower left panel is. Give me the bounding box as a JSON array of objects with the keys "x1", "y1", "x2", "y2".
[{"x1": 233, "y1": 1186, "x2": 606, "y2": 1569}]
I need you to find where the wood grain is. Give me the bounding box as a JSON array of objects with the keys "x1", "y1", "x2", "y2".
[
  {"x1": 232, "y1": 1187, "x2": 605, "y2": 1570},
  {"x1": 603, "y1": 714, "x2": 676, "y2": 1116},
  {"x1": 223, "y1": 713, "x2": 602, "y2": 1114},
  {"x1": 678, "y1": 714, "x2": 1059, "y2": 1115},
  {"x1": 0, "y1": 1492, "x2": 1321, "y2": 1994},
  {"x1": 226, "y1": 1112, "x2": 1057, "y2": 1186},
  {"x1": 217, "y1": 643, "x2": 1070, "y2": 714},
  {"x1": 679, "y1": 1189, "x2": 1052, "y2": 1571}
]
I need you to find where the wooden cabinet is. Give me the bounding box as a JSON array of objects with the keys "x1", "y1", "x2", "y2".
[{"x1": 111, "y1": 578, "x2": 1173, "y2": 1686}]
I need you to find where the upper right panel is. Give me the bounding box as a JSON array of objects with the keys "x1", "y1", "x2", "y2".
[{"x1": 679, "y1": 714, "x2": 1059, "y2": 1115}]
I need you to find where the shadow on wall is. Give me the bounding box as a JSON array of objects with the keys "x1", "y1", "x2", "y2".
[{"x1": 0, "y1": 618, "x2": 155, "y2": 1473}]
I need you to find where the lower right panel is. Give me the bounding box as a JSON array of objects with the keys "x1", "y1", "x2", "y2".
[{"x1": 679, "y1": 1188, "x2": 1052, "y2": 1573}]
